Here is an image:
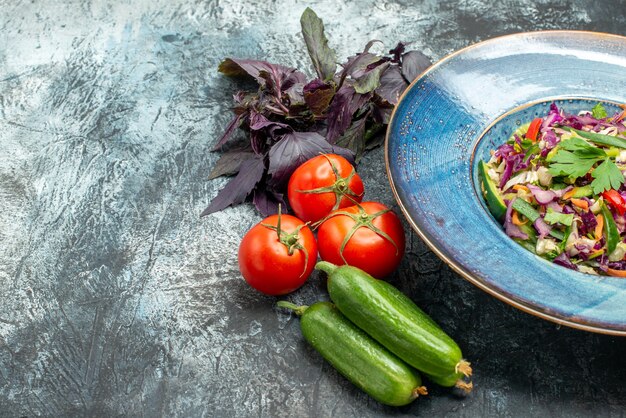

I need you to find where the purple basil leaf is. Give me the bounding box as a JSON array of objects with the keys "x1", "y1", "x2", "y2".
[
  {"x1": 303, "y1": 79, "x2": 335, "y2": 115},
  {"x1": 253, "y1": 189, "x2": 287, "y2": 217},
  {"x1": 267, "y1": 131, "x2": 353, "y2": 187},
  {"x1": 339, "y1": 52, "x2": 381, "y2": 86},
  {"x1": 389, "y1": 42, "x2": 406, "y2": 62},
  {"x1": 362, "y1": 40, "x2": 383, "y2": 53},
  {"x1": 303, "y1": 78, "x2": 327, "y2": 91},
  {"x1": 248, "y1": 111, "x2": 294, "y2": 153},
  {"x1": 353, "y1": 62, "x2": 389, "y2": 94},
  {"x1": 211, "y1": 113, "x2": 245, "y2": 151},
  {"x1": 268, "y1": 131, "x2": 333, "y2": 187},
  {"x1": 208, "y1": 148, "x2": 255, "y2": 180},
  {"x1": 300, "y1": 8, "x2": 337, "y2": 81},
  {"x1": 258, "y1": 68, "x2": 306, "y2": 98},
  {"x1": 285, "y1": 83, "x2": 305, "y2": 106},
  {"x1": 364, "y1": 124, "x2": 386, "y2": 150},
  {"x1": 249, "y1": 112, "x2": 290, "y2": 131},
  {"x1": 248, "y1": 112, "x2": 270, "y2": 154},
  {"x1": 350, "y1": 91, "x2": 371, "y2": 115},
  {"x1": 282, "y1": 68, "x2": 307, "y2": 92},
  {"x1": 375, "y1": 65, "x2": 408, "y2": 105},
  {"x1": 331, "y1": 144, "x2": 356, "y2": 165},
  {"x1": 400, "y1": 50, "x2": 431, "y2": 83},
  {"x1": 219, "y1": 58, "x2": 288, "y2": 84},
  {"x1": 258, "y1": 70, "x2": 278, "y2": 96},
  {"x1": 219, "y1": 58, "x2": 306, "y2": 94},
  {"x1": 372, "y1": 104, "x2": 393, "y2": 124},
  {"x1": 201, "y1": 157, "x2": 266, "y2": 216},
  {"x1": 336, "y1": 115, "x2": 368, "y2": 162},
  {"x1": 343, "y1": 53, "x2": 381, "y2": 78},
  {"x1": 326, "y1": 84, "x2": 356, "y2": 143}
]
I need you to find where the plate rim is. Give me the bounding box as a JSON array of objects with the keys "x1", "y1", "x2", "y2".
[{"x1": 384, "y1": 30, "x2": 626, "y2": 336}]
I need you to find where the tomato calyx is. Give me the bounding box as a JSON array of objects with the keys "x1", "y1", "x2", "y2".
[
  {"x1": 260, "y1": 206, "x2": 310, "y2": 277},
  {"x1": 297, "y1": 155, "x2": 363, "y2": 211},
  {"x1": 325, "y1": 204, "x2": 400, "y2": 265}
]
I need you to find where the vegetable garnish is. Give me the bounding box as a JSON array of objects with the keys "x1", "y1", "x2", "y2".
[
  {"x1": 525, "y1": 118, "x2": 543, "y2": 142},
  {"x1": 602, "y1": 189, "x2": 626, "y2": 216},
  {"x1": 203, "y1": 8, "x2": 431, "y2": 217},
  {"x1": 481, "y1": 102, "x2": 626, "y2": 276}
]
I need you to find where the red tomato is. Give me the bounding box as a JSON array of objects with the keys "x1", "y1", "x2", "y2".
[
  {"x1": 602, "y1": 189, "x2": 626, "y2": 215},
  {"x1": 239, "y1": 213, "x2": 318, "y2": 295},
  {"x1": 525, "y1": 117, "x2": 543, "y2": 142},
  {"x1": 287, "y1": 154, "x2": 364, "y2": 223},
  {"x1": 317, "y1": 202, "x2": 405, "y2": 278}
]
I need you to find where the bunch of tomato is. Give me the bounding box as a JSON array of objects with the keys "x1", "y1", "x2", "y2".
[{"x1": 238, "y1": 154, "x2": 406, "y2": 295}]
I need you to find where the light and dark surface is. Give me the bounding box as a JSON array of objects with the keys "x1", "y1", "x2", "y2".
[{"x1": 0, "y1": 1, "x2": 625, "y2": 417}]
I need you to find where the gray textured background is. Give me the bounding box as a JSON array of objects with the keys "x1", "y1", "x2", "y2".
[{"x1": 1, "y1": 0, "x2": 626, "y2": 417}]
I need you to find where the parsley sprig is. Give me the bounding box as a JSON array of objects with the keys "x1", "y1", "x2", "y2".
[{"x1": 548, "y1": 136, "x2": 625, "y2": 194}]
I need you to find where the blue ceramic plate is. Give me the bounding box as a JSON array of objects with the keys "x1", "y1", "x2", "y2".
[{"x1": 386, "y1": 31, "x2": 626, "y2": 335}]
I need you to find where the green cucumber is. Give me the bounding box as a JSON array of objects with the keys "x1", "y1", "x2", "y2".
[
  {"x1": 570, "y1": 185, "x2": 593, "y2": 198},
  {"x1": 511, "y1": 198, "x2": 564, "y2": 240},
  {"x1": 317, "y1": 262, "x2": 472, "y2": 391},
  {"x1": 425, "y1": 372, "x2": 473, "y2": 393},
  {"x1": 277, "y1": 301, "x2": 427, "y2": 406},
  {"x1": 601, "y1": 202, "x2": 619, "y2": 254},
  {"x1": 566, "y1": 127, "x2": 626, "y2": 149},
  {"x1": 479, "y1": 160, "x2": 507, "y2": 222}
]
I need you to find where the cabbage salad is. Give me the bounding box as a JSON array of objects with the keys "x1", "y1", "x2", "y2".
[{"x1": 481, "y1": 102, "x2": 626, "y2": 276}]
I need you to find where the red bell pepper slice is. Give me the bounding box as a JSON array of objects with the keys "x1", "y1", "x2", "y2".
[
  {"x1": 602, "y1": 189, "x2": 626, "y2": 216},
  {"x1": 525, "y1": 118, "x2": 543, "y2": 142}
]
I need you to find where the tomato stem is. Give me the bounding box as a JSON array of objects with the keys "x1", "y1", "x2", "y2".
[
  {"x1": 296, "y1": 155, "x2": 363, "y2": 215},
  {"x1": 276, "y1": 204, "x2": 283, "y2": 241},
  {"x1": 322, "y1": 204, "x2": 400, "y2": 266},
  {"x1": 260, "y1": 206, "x2": 311, "y2": 278}
]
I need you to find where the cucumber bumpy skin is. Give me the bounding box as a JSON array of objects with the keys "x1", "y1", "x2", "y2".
[
  {"x1": 278, "y1": 301, "x2": 427, "y2": 406},
  {"x1": 317, "y1": 262, "x2": 472, "y2": 392}
]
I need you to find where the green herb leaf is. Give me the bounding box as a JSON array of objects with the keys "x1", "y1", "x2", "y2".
[
  {"x1": 591, "y1": 158, "x2": 625, "y2": 194},
  {"x1": 548, "y1": 150, "x2": 599, "y2": 178},
  {"x1": 558, "y1": 137, "x2": 604, "y2": 156},
  {"x1": 300, "y1": 8, "x2": 337, "y2": 81},
  {"x1": 592, "y1": 102, "x2": 608, "y2": 119},
  {"x1": 544, "y1": 208, "x2": 574, "y2": 226},
  {"x1": 548, "y1": 138, "x2": 607, "y2": 178}
]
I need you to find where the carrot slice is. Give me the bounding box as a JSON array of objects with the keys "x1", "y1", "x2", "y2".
[
  {"x1": 511, "y1": 210, "x2": 527, "y2": 226},
  {"x1": 562, "y1": 189, "x2": 576, "y2": 201},
  {"x1": 570, "y1": 198, "x2": 589, "y2": 211},
  {"x1": 595, "y1": 213, "x2": 604, "y2": 241},
  {"x1": 606, "y1": 267, "x2": 626, "y2": 278},
  {"x1": 512, "y1": 184, "x2": 530, "y2": 192}
]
